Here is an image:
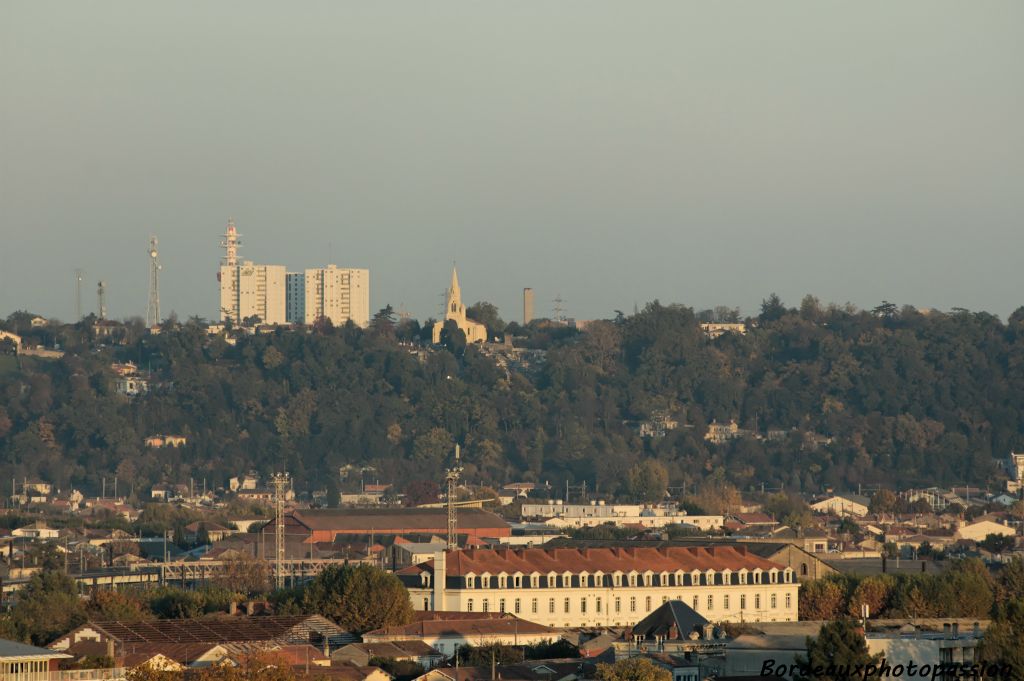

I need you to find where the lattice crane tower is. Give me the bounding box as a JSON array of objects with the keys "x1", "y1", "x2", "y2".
[
  {"x1": 270, "y1": 472, "x2": 290, "y2": 589},
  {"x1": 445, "y1": 445, "x2": 464, "y2": 551}
]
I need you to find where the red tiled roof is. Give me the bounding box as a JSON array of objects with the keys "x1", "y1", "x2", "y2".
[
  {"x1": 434, "y1": 546, "x2": 785, "y2": 576},
  {"x1": 365, "y1": 617, "x2": 555, "y2": 640}
]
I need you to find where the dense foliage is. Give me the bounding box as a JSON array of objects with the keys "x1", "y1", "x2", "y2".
[{"x1": 3, "y1": 298, "x2": 1024, "y2": 496}]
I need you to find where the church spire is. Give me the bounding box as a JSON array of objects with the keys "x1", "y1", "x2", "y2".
[{"x1": 450, "y1": 265, "x2": 460, "y2": 301}]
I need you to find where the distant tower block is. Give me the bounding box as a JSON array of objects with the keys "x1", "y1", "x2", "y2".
[
  {"x1": 146, "y1": 236, "x2": 162, "y2": 327},
  {"x1": 523, "y1": 288, "x2": 534, "y2": 325},
  {"x1": 220, "y1": 218, "x2": 242, "y2": 267},
  {"x1": 97, "y1": 281, "x2": 107, "y2": 320}
]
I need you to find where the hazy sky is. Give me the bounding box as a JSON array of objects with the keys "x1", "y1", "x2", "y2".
[{"x1": 2, "y1": 2, "x2": 1022, "y2": 323}]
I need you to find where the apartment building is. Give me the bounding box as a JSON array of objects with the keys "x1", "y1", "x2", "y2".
[{"x1": 400, "y1": 547, "x2": 798, "y2": 628}]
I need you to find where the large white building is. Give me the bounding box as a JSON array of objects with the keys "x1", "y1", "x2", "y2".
[
  {"x1": 219, "y1": 262, "x2": 287, "y2": 325},
  {"x1": 400, "y1": 546, "x2": 798, "y2": 628},
  {"x1": 521, "y1": 502, "x2": 723, "y2": 531},
  {"x1": 303, "y1": 265, "x2": 370, "y2": 327}
]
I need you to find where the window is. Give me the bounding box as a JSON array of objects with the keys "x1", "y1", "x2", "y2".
[
  {"x1": 800, "y1": 563, "x2": 808, "y2": 577},
  {"x1": 692, "y1": 596, "x2": 698, "y2": 611},
  {"x1": 579, "y1": 574, "x2": 588, "y2": 588},
  {"x1": 628, "y1": 573, "x2": 638, "y2": 587},
  {"x1": 548, "y1": 574, "x2": 556, "y2": 588},
  {"x1": 549, "y1": 598, "x2": 555, "y2": 614},
  {"x1": 564, "y1": 598, "x2": 571, "y2": 614},
  {"x1": 514, "y1": 598, "x2": 521, "y2": 614},
  {"x1": 531, "y1": 598, "x2": 538, "y2": 614},
  {"x1": 563, "y1": 574, "x2": 572, "y2": 588},
  {"x1": 613, "y1": 573, "x2": 622, "y2": 587},
  {"x1": 724, "y1": 595, "x2": 730, "y2": 610},
  {"x1": 483, "y1": 599, "x2": 490, "y2": 612},
  {"x1": 467, "y1": 599, "x2": 474, "y2": 612},
  {"x1": 630, "y1": 597, "x2": 636, "y2": 612},
  {"x1": 662, "y1": 596, "x2": 668, "y2": 605},
  {"x1": 615, "y1": 597, "x2": 621, "y2": 613},
  {"x1": 423, "y1": 598, "x2": 429, "y2": 610},
  {"x1": 707, "y1": 595, "x2": 713, "y2": 610},
  {"x1": 740, "y1": 595, "x2": 746, "y2": 610},
  {"x1": 785, "y1": 593, "x2": 791, "y2": 609},
  {"x1": 645, "y1": 596, "x2": 652, "y2": 611},
  {"x1": 771, "y1": 594, "x2": 777, "y2": 609},
  {"x1": 498, "y1": 575, "x2": 507, "y2": 589},
  {"x1": 581, "y1": 599, "x2": 587, "y2": 614},
  {"x1": 739, "y1": 571, "x2": 747, "y2": 585},
  {"x1": 467, "y1": 576, "x2": 476, "y2": 589},
  {"x1": 755, "y1": 594, "x2": 761, "y2": 610},
  {"x1": 643, "y1": 573, "x2": 653, "y2": 587},
  {"x1": 596, "y1": 597, "x2": 602, "y2": 613},
  {"x1": 514, "y1": 575, "x2": 522, "y2": 588},
  {"x1": 500, "y1": 599, "x2": 506, "y2": 613}
]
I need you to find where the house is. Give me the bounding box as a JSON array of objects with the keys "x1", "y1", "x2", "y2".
[
  {"x1": 0, "y1": 331, "x2": 22, "y2": 355},
  {"x1": 955, "y1": 519, "x2": 1015, "y2": 542},
  {"x1": 145, "y1": 435, "x2": 188, "y2": 448},
  {"x1": 700, "y1": 323, "x2": 746, "y2": 340},
  {"x1": 331, "y1": 641, "x2": 443, "y2": 669},
  {"x1": 399, "y1": 546, "x2": 799, "y2": 627},
  {"x1": 809, "y1": 494, "x2": 870, "y2": 518},
  {"x1": 362, "y1": 616, "x2": 559, "y2": 659},
  {"x1": 12, "y1": 521, "x2": 60, "y2": 539},
  {"x1": 704, "y1": 420, "x2": 740, "y2": 444},
  {"x1": 230, "y1": 473, "x2": 261, "y2": 492},
  {"x1": 184, "y1": 521, "x2": 235, "y2": 543},
  {"x1": 115, "y1": 376, "x2": 149, "y2": 397}
]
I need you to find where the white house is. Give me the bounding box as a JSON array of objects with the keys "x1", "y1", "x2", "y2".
[{"x1": 809, "y1": 495, "x2": 870, "y2": 518}]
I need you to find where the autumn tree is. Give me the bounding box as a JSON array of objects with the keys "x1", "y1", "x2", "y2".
[
  {"x1": 626, "y1": 459, "x2": 669, "y2": 503},
  {"x1": 794, "y1": 620, "x2": 878, "y2": 681},
  {"x1": 5, "y1": 570, "x2": 86, "y2": 645},
  {"x1": 596, "y1": 657, "x2": 671, "y2": 681},
  {"x1": 799, "y1": 578, "x2": 847, "y2": 621},
  {"x1": 299, "y1": 564, "x2": 413, "y2": 633}
]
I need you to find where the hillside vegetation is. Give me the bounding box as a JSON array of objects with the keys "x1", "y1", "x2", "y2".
[{"x1": 2, "y1": 298, "x2": 1024, "y2": 498}]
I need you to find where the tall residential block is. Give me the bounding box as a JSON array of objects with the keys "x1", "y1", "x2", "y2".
[
  {"x1": 304, "y1": 265, "x2": 369, "y2": 327},
  {"x1": 286, "y1": 272, "x2": 305, "y2": 323},
  {"x1": 219, "y1": 262, "x2": 287, "y2": 325},
  {"x1": 523, "y1": 288, "x2": 534, "y2": 325}
]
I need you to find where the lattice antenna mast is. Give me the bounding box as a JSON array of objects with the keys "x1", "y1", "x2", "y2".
[
  {"x1": 220, "y1": 218, "x2": 242, "y2": 266},
  {"x1": 445, "y1": 445, "x2": 464, "y2": 551},
  {"x1": 74, "y1": 269, "x2": 85, "y2": 321},
  {"x1": 271, "y1": 472, "x2": 290, "y2": 589},
  {"x1": 553, "y1": 294, "x2": 566, "y2": 322},
  {"x1": 97, "y1": 281, "x2": 107, "y2": 320},
  {"x1": 146, "y1": 236, "x2": 162, "y2": 327}
]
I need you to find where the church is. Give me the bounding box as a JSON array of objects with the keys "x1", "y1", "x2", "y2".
[{"x1": 432, "y1": 267, "x2": 488, "y2": 344}]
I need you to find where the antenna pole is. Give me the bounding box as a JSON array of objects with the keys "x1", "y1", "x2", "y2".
[
  {"x1": 146, "y1": 236, "x2": 162, "y2": 327},
  {"x1": 271, "y1": 472, "x2": 290, "y2": 589},
  {"x1": 74, "y1": 269, "x2": 85, "y2": 321},
  {"x1": 446, "y1": 445, "x2": 464, "y2": 551}
]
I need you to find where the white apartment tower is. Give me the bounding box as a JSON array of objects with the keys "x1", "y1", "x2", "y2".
[
  {"x1": 304, "y1": 266, "x2": 369, "y2": 327},
  {"x1": 217, "y1": 220, "x2": 287, "y2": 325}
]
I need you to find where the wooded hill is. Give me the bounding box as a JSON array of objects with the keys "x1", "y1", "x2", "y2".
[{"x1": 2, "y1": 297, "x2": 1023, "y2": 500}]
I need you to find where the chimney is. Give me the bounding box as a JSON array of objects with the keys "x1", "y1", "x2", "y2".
[
  {"x1": 106, "y1": 639, "x2": 115, "y2": 660},
  {"x1": 702, "y1": 624, "x2": 714, "y2": 640},
  {"x1": 952, "y1": 623, "x2": 959, "y2": 638},
  {"x1": 246, "y1": 601, "x2": 255, "y2": 616},
  {"x1": 433, "y1": 550, "x2": 446, "y2": 611},
  {"x1": 229, "y1": 601, "x2": 237, "y2": 616}
]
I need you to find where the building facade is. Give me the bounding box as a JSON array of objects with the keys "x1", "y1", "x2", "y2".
[
  {"x1": 219, "y1": 262, "x2": 287, "y2": 325},
  {"x1": 401, "y1": 547, "x2": 798, "y2": 628},
  {"x1": 286, "y1": 272, "x2": 306, "y2": 323},
  {"x1": 303, "y1": 266, "x2": 369, "y2": 327}
]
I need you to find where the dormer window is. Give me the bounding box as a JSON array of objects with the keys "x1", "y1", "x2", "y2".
[
  {"x1": 579, "y1": 573, "x2": 589, "y2": 588},
  {"x1": 628, "y1": 572, "x2": 638, "y2": 587},
  {"x1": 705, "y1": 569, "x2": 715, "y2": 586},
  {"x1": 547, "y1": 573, "x2": 557, "y2": 588},
  {"x1": 738, "y1": 569, "x2": 748, "y2": 585},
  {"x1": 659, "y1": 572, "x2": 669, "y2": 587},
  {"x1": 642, "y1": 572, "x2": 654, "y2": 587},
  {"x1": 613, "y1": 572, "x2": 623, "y2": 587},
  {"x1": 466, "y1": 575, "x2": 476, "y2": 589}
]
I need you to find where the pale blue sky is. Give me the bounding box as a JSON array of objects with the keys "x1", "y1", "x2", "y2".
[{"x1": 2, "y1": 2, "x2": 1022, "y2": 323}]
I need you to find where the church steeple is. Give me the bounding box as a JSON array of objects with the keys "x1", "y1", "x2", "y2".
[{"x1": 448, "y1": 266, "x2": 462, "y2": 315}]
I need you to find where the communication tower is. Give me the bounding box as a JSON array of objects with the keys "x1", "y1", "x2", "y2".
[
  {"x1": 74, "y1": 269, "x2": 85, "y2": 321},
  {"x1": 146, "y1": 236, "x2": 161, "y2": 327},
  {"x1": 97, "y1": 281, "x2": 107, "y2": 320},
  {"x1": 220, "y1": 218, "x2": 242, "y2": 266},
  {"x1": 445, "y1": 445, "x2": 464, "y2": 551},
  {"x1": 552, "y1": 294, "x2": 566, "y2": 322},
  {"x1": 270, "y1": 472, "x2": 290, "y2": 588}
]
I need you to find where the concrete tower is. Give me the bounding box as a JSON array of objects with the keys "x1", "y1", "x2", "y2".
[{"x1": 523, "y1": 288, "x2": 534, "y2": 325}]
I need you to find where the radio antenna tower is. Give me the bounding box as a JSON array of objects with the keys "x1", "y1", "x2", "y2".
[
  {"x1": 220, "y1": 218, "x2": 241, "y2": 266},
  {"x1": 74, "y1": 269, "x2": 85, "y2": 321},
  {"x1": 445, "y1": 445, "x2": 464, "y2": 551},
  {"x1": 97, "y1": 281, "x2": 107, "y2": 320},
  {"x1": 146, "y1": 236, "x2": 162, "y2": 327},
  {"x1": 271, "y1": 472, "x2": 290, "y2": 589},
  {"x1": 552, "y1": 294, "x2": 566, "y2": 322}
]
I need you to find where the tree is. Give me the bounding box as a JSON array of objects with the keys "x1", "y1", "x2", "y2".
[
  {"x1": 6, "y1": 570, "x2": 86, "y2": 645},
  {"x1": 466, "y1": 302, "x2": 505, "y2": 339},
  {"x1": 845, "y1": 575, "x2": 892, "y2": 619},
  {"x1": 869, "y1": 490, "x2": 896, "y2": 516},
  {"x1": 981, "y1": 533, "x2": 1016, "y2": 555},
  {"x1": 87, "y1": 590, "x2": 151, "y2": 622},
  {"x1": 371, "y1": 306, "x2": 397, "y2": 339},
  {"x1": 794, "y1": 620, "x2": 878, "y2": 681},
  {"x1": 299, "y1": 564, "x2": 413, "y2": 633},
  {"x1": 403, "y1": 480, "x2": 441, "y2": 507},
  {"x1": 455, "y1": 644, "x2": 524, "y2": 668},
  {"x1": 626, "y1": 460, "x2": 669, "y2": 503},
  {"x1": 439, "y1": 319, "x2": 467, "y2": 356},
  {"x1": 799, "y1": 578, "x2": 847, "y2": 621},
  {"x1": 596, "y1": 657, "x2": 671, "y2": 681},
  {"x1": 212, "y1": 555, "x2": 271, "y2": 595},
  {"x1": 758, "y1": 293, "x2": 787, "y2": 323}
]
